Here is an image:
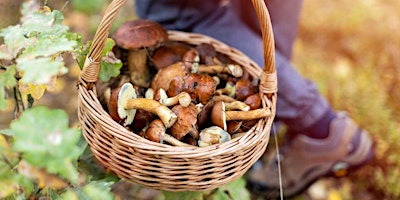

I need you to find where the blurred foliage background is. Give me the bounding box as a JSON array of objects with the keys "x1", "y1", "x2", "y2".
[{"x1": 1, "y1": 0, "x2": 399, "y2": 199}]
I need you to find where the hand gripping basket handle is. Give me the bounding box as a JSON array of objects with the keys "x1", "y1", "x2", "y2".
[{"x1": 79, "y1": 0, "x2": 277, "y2": 94}]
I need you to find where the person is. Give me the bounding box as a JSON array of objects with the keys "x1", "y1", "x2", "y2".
[{"x1": 134, "y1": 0, "x2": 374, "y2": 198}]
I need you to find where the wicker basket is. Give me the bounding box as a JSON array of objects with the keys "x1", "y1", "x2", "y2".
[{"x1": 77, "y1": 0, "x2": 277, "y2": 191}]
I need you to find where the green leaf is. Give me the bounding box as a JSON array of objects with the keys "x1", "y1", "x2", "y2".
[
  {"x1": 0, "y1": 65, "x2": 17, "y2": 110},
  {"x1": 99, "y1": 54, "x2": 123, "y2": 82},
  {"x1": 0, "y1": 134, "x2": 19, "y2": 178},
  {"x1": 17, "y1": 57, "x2": 66, "y2": 85},
  {"x1": 162, "y1": 191, "x2": 203, "y2": 200},
  {"x1": 0, "y1": 25, "x2": 33, "y2": 59},
  {"x1": 9, "y1": 106, "x2": 81, "y2": 183},
  {"x1": 214, "y1": 177, "x2": 251, "y2": 200},
  {"x1": 102, "y1": 38, "x2": 115, "y2": 57},
  {"x1": 68, "y1": 182, "x2": 114, "y2": 200}
]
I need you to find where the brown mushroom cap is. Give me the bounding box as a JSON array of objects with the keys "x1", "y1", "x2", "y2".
[
  {"x1": 151, "y1": 62, "x2": 188, "y2": 92},
  {"x1": 170, "y1": 104, "x2": 199, "y2": 140},
  {"x1": 235, "y1": 79, "x2": 255, "y2": 101},
  {"x1": 113, "y1": 19, "x2": 168, "y2": 50},
  {"x1": 152, "y1": 42, "x2": 189, "y2": 70},
  {"x1": 211, "y1": 101, "x2": 227, "y2": 130},
  {"x1": 167, "y1": 73, "x2": 217, "y2": 104},
  {"x1": 145, "y1": 119, "x2": 192, "y2": 147},
  {"x1": 195, "y1": 43, "x2": 217, "y2": 65},
  {"x1": 243, "y1": 93, "x2": 262, "y2": 110}
]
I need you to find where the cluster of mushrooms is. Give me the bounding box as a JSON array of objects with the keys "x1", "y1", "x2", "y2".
[{"x1": 105, "y1": 19, "x2": 271, "y2": 147}]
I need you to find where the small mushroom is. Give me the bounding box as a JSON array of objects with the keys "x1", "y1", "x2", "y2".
[
  {"x1": 152, "y1": 42, "x2": 189, "y2": 70},
  {"x1": 195, "y1": 43, "x2": 218, "y2": 65},
  {"x1": 146, "y1": 119, "x2": 192, "y2": 147},
  {"x1": 153, "y1": 88, "x2": 191, "y2": 107},
  {"x1": 197, "y1": 100, "x2": 215, "y2": 129},
  {"x1": 129, "y1": 109, "x2": 155, "y2": 133},
  {"x1": 108, "y1": 83, "x2": 137, "y2": 126},
  {"x1": 211, "y1": 101, "x2": 271, "y2": 130},
  {"x1": 243, "y1": 93, "x2": 262, "y2": 110},
  {"x1": 227, "y1": 120, "x2": 243, "y2": 134},
  {"x1": 196, "y1": 64, "x2": 243, "y2": 78},
  {"x1": 113, "y1": 19, "x2": 168, "y2": 88},
  {"x1": 170, "y1": 103, "x2": 199, "y2": 140},
  {"x1": 109, "y1": 83, "x2": 177, "y2": 128},
  {"x1": 167, "y1": 73, "x2": 217, "y2": 105},
  {"x1": 182, "y1": 48, "x2": 199, "y2": 73},
  {"x1": 215, "y1": 81, "x2": 236, "y2": 97},
  {"x1": 198, "y1": 126, "x2": 231, "y2": 147},
  {"x1": 235, "y1": 79, "x2": 255, "y2": 101}
]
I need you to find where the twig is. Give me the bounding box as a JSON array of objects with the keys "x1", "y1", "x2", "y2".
[{"x1": 60, "y1": 0, "x2": 69, "y2": 12}]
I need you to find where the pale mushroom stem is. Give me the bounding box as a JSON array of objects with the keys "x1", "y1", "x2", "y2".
[
  {"x1": 125, "y1": 98, "x2": 177, "y2": 128},
  {"x1": 197, "y1": 64, "x2": 243, "y2": 77},
  {"x1": 163, "y1": 134, "x2": 193, "y2": 147},
  {"x1": 225, "y1": 108, "x2": 271, "y2": 121},
  {"x1": 225, "y1": 101, "x2": 250, "y2": 111}
]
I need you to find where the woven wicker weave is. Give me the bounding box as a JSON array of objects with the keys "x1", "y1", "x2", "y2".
[{"x1": 78, "y1": 0, "x2": 277, "y2": 191}]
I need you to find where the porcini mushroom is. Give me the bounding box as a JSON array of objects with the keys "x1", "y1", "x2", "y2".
[
  {"x1": 198, "y1": 126, "x2": 231, "y2": 147},
  {"x1": 146, "y1": 119, "x2": 192, "y2": 147},
  {"x1": 170, "y1": 103, "x2": 199, "y2": 140},
  {"x1": 109, "y1": 83, "x2": 177, "y2": 128},
  {"x1": 167, "y1": 73, "x2": 217, "y2": 104},
  {"x1": 153, "y1": 88, "x2": 191, "y2": 107},
  {"x1": 113, "y1": 19, "x2": 168, "y2": 88},
  {"x1": 211, "y1": 101, "x2": 271, "y2": 130}
]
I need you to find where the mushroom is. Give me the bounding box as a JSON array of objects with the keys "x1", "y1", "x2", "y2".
[
  {"x1": 211, "y1": 101, "x2": 271, "y2": 131},
  {"x1": 146, "y1": 119, "x2": 193, "y2": 147},
  {"x1": 113, "y1": 19, "x2": 168, "y2": 88},
  {"x1": 227, "y1": 120, "x2": 243, "y2": 134},
  {"x1": 215, "y1": 81, "x2": 236, "y2": 97},
  {"x1": 109, "y1": 83, "x2": 177, "y2": 128},
  {"x1": 196, "y1": 64, "x2": 243, "y2": 78},
  {"x1": 243, "y1": 93, "x2": 262, "y2": 110},
  {"x1": 153, "y1": 88, "x2": 191, "y2": 107},
  {"x1": 170, "y1": 103, "x2": 199, "y2": 140},
  {"x1": 195, "y1": 43, "x2": 218, "y2": 65},
  {"x1": 182, "y1": 48, "x2": 200, "y2": 73},
  {"x1": 235, "y1": 79, "x2": 255, "y2": 101},
  {"x1": 108, "y1": 83, "x2": 137, "y2": 126},
  {"x1": 198, "y1": 126, "x2": 231, "y2": 147},
  {"x1": 129, "y1": 109, "x2": 155, "y2": 133},
  {"x1": 167, "y1": 73, "x2": 217, "y2": 105},
  {"x1": 151, "y1": 62, "x2": 188, "y2": 92},
  {"x1": 152, "y1": 42, "x2": 189, "y2": 70},
  {"x1": 212, "y1": 94, "x2": 236, "y2": 103},
  {"x1": 224, "y1": 101, "x2": 250, "y2": 111},
  {"x1": 197, "y1": 100, "x2": 215, "y2": 129}
]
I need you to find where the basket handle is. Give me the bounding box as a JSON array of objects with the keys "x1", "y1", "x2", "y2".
[{"x1": 79, "y1": 0, "x2": 277, "y2": 94}]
